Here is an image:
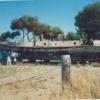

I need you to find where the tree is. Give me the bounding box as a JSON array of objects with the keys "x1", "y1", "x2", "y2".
[
  {"x1": 33, "y1": 23, "x2": 52, "y2": 41},
  {"x1": 11, "y1": 15, "x2": 39, "y2": 42},
  {"x1": 64, "y1": 32, "x2": 80, "y2": 40},
  {"x1": 33, "y1": 25, "x2": 64, "y2": 41},
  {"x1": 40, "y1": 24, "x2": 52, "y2": 41},
  {"x1": 75, "y1": 2, "x2": 100, "y2": 44},
  {"x1": 50, "y1": 27, "x2": 64, "y2": 40},
  {"x1": 0, "y1": 31, "x2": 20, "y2": 42},
  {"x1": 11, "y1": 15, "x2": 64, "y2": 43}
]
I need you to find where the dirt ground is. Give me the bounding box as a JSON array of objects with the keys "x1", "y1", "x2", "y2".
[{"x1": 0, "y1": 63, "x2": 100, "y2": 100}]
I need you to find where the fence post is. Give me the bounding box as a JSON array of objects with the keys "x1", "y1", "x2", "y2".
[{"x1": 61, "y1": 55, "x2": 71, "y2": 93}]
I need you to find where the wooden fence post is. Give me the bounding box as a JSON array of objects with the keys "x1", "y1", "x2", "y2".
[{"x1": 61, "y1": 55, "x2": 71, "y2": 92}]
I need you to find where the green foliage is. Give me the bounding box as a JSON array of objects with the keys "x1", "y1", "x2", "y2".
[
  {"x1": 64, "y1": 32, "x2": 80, "y2": 40},
  {"x1": 11, "y1": 15, "x2": 64, "y2": 42},
  {"x1": 49, "y1": 26, "x2": 64, "y2": 40},
  {"x1": 52, "y1": 27, "x2": 64, "y2": 35},
  {"x1": 0, "y1": 31, "x2": 20, "y2": 42},
  {"x1": 75, "y1": 2, "x2": 100, "y2": 43},
  {"x1": 11, "y1": 15, "x2": 39, "y2": 42},
  {"x1": 34, "y1": 23, "x2": 52, "y2": 41}
]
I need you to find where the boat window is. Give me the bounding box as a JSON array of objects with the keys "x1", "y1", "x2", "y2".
[
  {"x1": 74, "y1": 42, "x2": 76, "y2": 45},
  {"x1": 44, "y1": 43, "x2": 46, "y2": 45}
]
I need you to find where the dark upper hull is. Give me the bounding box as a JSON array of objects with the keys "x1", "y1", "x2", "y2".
[
  {"x1": 0, "y1": 44, "x2": 100, "y2": 63},
  {"x1": 16, "y1": 46, "x2": 100, "y2": 63}
]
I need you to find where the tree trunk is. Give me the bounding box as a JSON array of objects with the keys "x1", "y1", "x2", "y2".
[
  {"x1": 27, "y1": 32, "x2": 31, "y2": 42},
  {"x1": 22, "y1": 30, "x2": 25, "y2": 42},
  {"x1": 40, "y1": 33, "x2": 44, "y2": 41},
  {"x1": 33, "y1": 34, "x2": 36, "y2": 46},
  {"x1": 87, "y1": 33, "x2": 91, "y2": 45}
]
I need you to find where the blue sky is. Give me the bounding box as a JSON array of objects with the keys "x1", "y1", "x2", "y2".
[{"x1": 0, "y1": 0, "x2": 99, "y2": 35}]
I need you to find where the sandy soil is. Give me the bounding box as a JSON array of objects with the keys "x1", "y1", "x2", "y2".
[{"x1": 0, "y1": 63, "x2": 100, "y2": 100}]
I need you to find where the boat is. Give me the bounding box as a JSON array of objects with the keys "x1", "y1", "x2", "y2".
[{"x1": 0, "y1": 40, "x2": 100, "y2": 63}]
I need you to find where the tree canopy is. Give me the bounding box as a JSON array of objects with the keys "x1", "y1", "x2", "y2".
[
  {"x1": 0, "y1": 31, "x2": 20, "y2": 42},
  {"x1": 11, "y1": 16, "x2": 39, "y2": 42},
  {"x1": 75, "y1": 2, "x2": 100, "y2": 44},
  {"x1": 64, "y1": 32, "x2": 80, "y2": 40},
  {"x1": 10, "y1": 15, "x2": 64, "y2": 42},
  {"x1": 33, "y1": 23, "x2": 52, "y2": 41},
  {"x1": 50, "y1": 27, "x2": 64, "y2": 40}
]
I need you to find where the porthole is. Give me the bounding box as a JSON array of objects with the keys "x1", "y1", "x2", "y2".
[{"x1": 44, "y1": 43, "x2": 46, "y2": 45}]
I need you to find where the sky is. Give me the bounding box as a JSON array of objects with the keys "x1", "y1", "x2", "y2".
[{"x1": 0, "y1": 0, "x2": 99, "y2": 35}]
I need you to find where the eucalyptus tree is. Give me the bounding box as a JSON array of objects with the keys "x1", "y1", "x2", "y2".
[
  {"x1": 11, "y1": 15, "x2": 39, "y2": 42},
  {"x1": 51, "y1": 26, "x2": 64, "y2": 40},
  {"x1": 0, "y1": 31, "x2": 20, "y2": 42},
  {"x1": 75, "y1": 2, "x2": 100, "y2": 44}
]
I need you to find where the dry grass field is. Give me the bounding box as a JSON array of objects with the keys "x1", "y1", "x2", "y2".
[{"x1": 0, "y1": 63, "x2": 100, "y2": 100}]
